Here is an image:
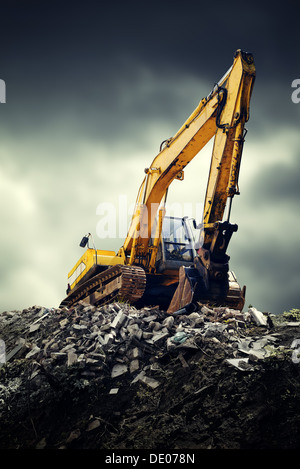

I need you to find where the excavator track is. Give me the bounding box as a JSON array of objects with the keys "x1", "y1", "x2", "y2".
[{"x1": 59, "y1": 264, "x2": 146, "y2": 309}]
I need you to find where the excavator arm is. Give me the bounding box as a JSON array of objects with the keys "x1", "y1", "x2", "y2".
[{"x1": 121, "y1": 50, "x2": 255, "y2": 273}]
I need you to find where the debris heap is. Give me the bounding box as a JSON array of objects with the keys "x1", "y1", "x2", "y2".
[{"x1": 1, "y1": 301, "x2": 300, "y2": 449}]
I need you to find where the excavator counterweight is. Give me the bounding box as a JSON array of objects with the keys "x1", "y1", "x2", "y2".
[{"x1": 60, "y1": 50, "x2": 255, "y2": 313}]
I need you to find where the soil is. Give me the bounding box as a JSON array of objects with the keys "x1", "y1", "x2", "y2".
[{"x1": 1, "y1": 306, "x2": 300, "y2": 451}]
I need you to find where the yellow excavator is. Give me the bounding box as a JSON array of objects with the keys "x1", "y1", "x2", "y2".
[{"x1": 60, "y1": 49, "x2": 256, "y2": 314}]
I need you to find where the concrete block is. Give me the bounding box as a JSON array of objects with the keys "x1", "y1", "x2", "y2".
[
  {"x1": 127, "y1": 324, "x2": 143, "y2": 340},
  {"x1": 131, "y1": 370, "x2": 160, "y2": 389},
  {"x1": 72, "y1": 324, "x2": 88, "y2": 331},
  {"x1": 127, "y1": 347, "x2": 141, "y2": 359},
  {"x1": 29, "y1": 323, "x2": 40, "y2": 333},
  {"x1": 111, "y1": 310, "x2": 126, "y2": 329},
  {"x1": 142, "y1": 331, "x2": 153, "y2": 340},
  {"x1": 162, "y1": 316, "x2": 174, "y2": 329},
  {"x1": 25, "y1": 345, "x2": 41, "y2": 359},
  {"x1": 109, "y1": 388, "x2": 119, "y2": 394},
  {"x1": 59, "y1": 318, "x2": 69, "y2": 328},
  {"x1": 67, "y1": 351, "x2": 78, "y2": 366},
  {"x1": 104, "y1": 331, "x2": 116, "y2": 345},
  {"x1": 150, "y1": 331, "x2": 169, "y2": 345},
  {"x1": 142, "y1": 314, "x2": 158, "y2": 323},
  {"x1": 249, "y1": 307, "x2": 268, "y2": 326},
  {"x1": 129, "y1": 359, "x2": 139, "y2": 373},
  {"x1": 111, "y1": 363, "x2": 128, "y2": 378}
]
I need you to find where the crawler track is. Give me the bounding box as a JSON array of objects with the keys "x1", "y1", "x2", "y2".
[{"x1": 59, "y1": 264, "x2": 146, "y2": 309}]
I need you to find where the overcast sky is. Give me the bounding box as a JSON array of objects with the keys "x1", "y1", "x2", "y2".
[{"x1": 0, "y1": 0, "x2": 299, "y2": 314}]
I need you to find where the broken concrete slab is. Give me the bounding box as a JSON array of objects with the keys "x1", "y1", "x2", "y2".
[
  {"x1": 226, "y1": 358, "x2": 253, "y2": 371},
  {"x1": 111, "y1": 310, "x2": 126, "y2": 329},
  {"x1": 249, "y1": 307, "x2": 268, "y2": 326},
  {"x1": 59, "y1": 318, "x2": 69, "y2": 328},
  {"x1": 129, "y1": 359, "x2": 139, "y2": 373},
  {"x1": 131, "y1": 370, "x2": 160, "y2": 389},
  {"x1": 67, "y1": 350, "x2": 78, "y2": 366},
  {"x1": 29, "y1": 323, "x2": 41, "y2": 333},
  {"x1": 111, "y1": 363, "x2": 128, "y2": 378},
  {"x1": 86, "y1": 419, "x2": 100, "y2": 432},
  {"x1": 25, "y1": 345, "x2": 41, "y2": 359},
  {"x1": 162, "y1": 316, "x2": 174, "y2": 329},
  {"x1": 146, "y1": 331, "x2": 169, "y2": 345},
  {"x1": 127, "y1": 324, "x2": 143, "y2": 340},
  {"x1": 142, "y1": 314, "x2": 158, "y2": 323},
  {"x1": 72, "y1": 324, "x2": 88, "y2": 331},
  {"x1": 109, "y1": 388, "x2": 119, "y2": 395},
  {"x1": 127, "y1": 347, "x2": 141, "y2": 360},
  {"x1": 103, "y1": 332, "x2": 116, "y2": 345}
]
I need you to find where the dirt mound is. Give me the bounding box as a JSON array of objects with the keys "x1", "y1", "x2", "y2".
[{"x1": 1, "y1": 302, "x2": 300, "y2": 450}]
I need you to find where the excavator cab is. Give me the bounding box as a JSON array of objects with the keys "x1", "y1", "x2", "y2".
[{"x1": 157, "y1": 216, "x2": 198, "y2": 270}]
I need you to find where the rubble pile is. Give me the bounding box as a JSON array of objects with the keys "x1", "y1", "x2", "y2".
[
  {"x1": 1, "y1": 301, "x2": 300, "y2": 449},
  {"x1": 0, "y1": 302, "x2": 278, "y2": 380}
]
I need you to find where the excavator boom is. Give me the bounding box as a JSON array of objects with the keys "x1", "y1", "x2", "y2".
[{"x1": 122, "y1": 50, "x2": 255, "y2": 265}]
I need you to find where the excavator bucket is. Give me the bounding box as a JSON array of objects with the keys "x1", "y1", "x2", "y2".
[
  {"x1": 167, "y1": 265, "x2": 246, "y2": 314},
  {"x1": 167, "y1": 266, "x2": 196, "y2": 314}
]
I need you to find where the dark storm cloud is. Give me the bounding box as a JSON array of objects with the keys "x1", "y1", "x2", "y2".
[
  {"x1": 249, "y1": 154, "x2": 300, "y2": 205},
  {"x1": 0, "y1": 0, "x2": 299, "y2": 312},
  {"x1": 1, "y1": 0, "x2": 299, "y2": 127}
]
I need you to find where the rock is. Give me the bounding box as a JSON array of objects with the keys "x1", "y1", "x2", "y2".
[
  {"x1": 127, "y1": 324, "x2": 142, "y2": 340},
  {"x1": 25, "y1": 345, "x2": 41, "y2": 359},
  {"x1": 226, "y1": 358, "x2": 253, "y2": 371},
  {"x1": 61, "y1": 343, "x2": 76, "y2": 353},
  {"x1": 104, "y1": 332, "x2": 116, "y2": 345},
  {"x1": 201, "y1": 305, "x2": 216, "y2": 315},
  {"x1": 146, "y1": 331, "x2": 169, "y2": 345},
  {"x1": 248, "y1": 307, "x2": 268, "y2": 326},
  {"x1": 59, "y1": 318, "x2": 69, "y2": 328},
  {"x1": 142, "y1": 331, "x2": 153, "y2": 340},
  {"x1": 66, "y1": 429, "x2": 81, "y2": 444},
  {"x1": 29, "y1": 323, "x2": 40, "y2": 333},
  {"x1": 142, "y1": 314, "x2": 158, "y2": 323},
  {"x1": 129, "y1": 359, "x2": 139, "y2": 373},
  {"x1": 178, "y1": 352, "x2": 189, "y2": 368},
  {"x1": 111, "y1": 310, "x2": 126, "y2": 329},
  {"x1": 67, "y1": 350, "x2": 78, "y2": 366},
  {"x1": 151, "y1": 321, "x2": 163, "y2": 331},
  {"x1": 162, "y1": 316, "x2": 174, "y2": 329},
  {"x1": 131, "y1": 370, "x2": 160, "y2": 389},
  {"x1": 86, "y1": 419, "x2": 100, "y2": 432},
  {"x1": 72, "y1": 324, "x2": 88, "y2": 331},
  {"x1": 111, "y1": 363, "x2": 128, "y2": 378},
  {"x1": 35, "y1": 437, "x2": 47, "y2": 449},
  {"x1": 109, "y1": 388, "x2": 119, "y2": 395},
  {"x1": 166, "y1": 337, "x2": 176, "y2": 351}
]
